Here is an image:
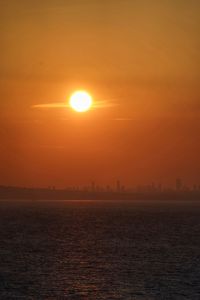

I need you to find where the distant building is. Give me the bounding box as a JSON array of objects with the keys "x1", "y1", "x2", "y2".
[
  {"x1": 106, "y1": 185, "x2": 111, "y2": 192},
  {"x1": 176, "y1": 178, "x2": 182, "y2": 191},
  {"x1": 193, "y1": 184, "x2": 197, "y2": 191},
  {"x1": 91, "y1": 181, "x2": 96, "y2": 192},
  {"x1": 158, "y1": 183, "x2": 162, "y2": 192},
  {"x1": 116, "y1": 180, "x2": 121, "y2": 192}
]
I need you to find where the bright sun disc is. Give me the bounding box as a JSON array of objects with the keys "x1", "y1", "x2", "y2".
[{"x1": 69, "y1": 91, "x2": 93, "y2": 112}]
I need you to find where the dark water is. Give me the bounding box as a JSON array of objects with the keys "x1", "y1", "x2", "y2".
[{"x1": 0, "y1": 200, "x2": 200, "y2": 299}]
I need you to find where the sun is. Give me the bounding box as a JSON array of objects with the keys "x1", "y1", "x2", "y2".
[{"x1": 69, "y1": 91, "x2": 93, "y2": 112}]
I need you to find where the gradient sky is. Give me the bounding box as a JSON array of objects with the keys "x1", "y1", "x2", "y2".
[{"x1": 0, "y1": 0, "x2": 200, "y2": 188}]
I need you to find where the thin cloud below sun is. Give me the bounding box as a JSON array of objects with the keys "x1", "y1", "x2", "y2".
[
  {"x1": 32, "y1": 90, "x2": 118, "y2": 111},
  {"x1": 32, "y1": 100, "x2": 118, "y2": 110}
]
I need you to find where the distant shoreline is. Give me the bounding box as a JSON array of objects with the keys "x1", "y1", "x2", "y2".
[{"x1": 0, "y1": 186, "x2": 200, "y2": 201}]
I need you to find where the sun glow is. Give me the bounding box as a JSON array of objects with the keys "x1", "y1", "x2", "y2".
[{"x1": 69, "y1": 91, "x2": 93, "y2": 112}]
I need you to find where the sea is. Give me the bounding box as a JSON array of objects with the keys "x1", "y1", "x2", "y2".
[{"x1": 0, "y1": 200, "x2": 199, "y2": 299}]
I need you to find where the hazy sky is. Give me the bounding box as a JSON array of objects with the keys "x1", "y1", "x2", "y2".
[{"x1": 0, "y1": 0, "x2": 200, "y2": 187}]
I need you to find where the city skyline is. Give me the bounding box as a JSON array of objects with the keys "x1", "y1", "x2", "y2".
[{"x1": 1, "y1": 178, "x2": 200, "y2": 193}]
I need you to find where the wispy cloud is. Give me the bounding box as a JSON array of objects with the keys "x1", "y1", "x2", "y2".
[
  {"x1": 94, "y1": 100, "x2": 119, "y2": 108},
  {"x1": 113, "y1": 118, "x2": 134, "y2": 121},
  {"x1": 32, "y1": 102, "x2": 68, "y2": 109},
  {"x1": 32, "y1": 100, "x2": 118, "y2": 109}
]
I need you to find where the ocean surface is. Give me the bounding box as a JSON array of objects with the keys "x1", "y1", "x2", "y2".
[{"x1": 0, "y1": 200, "x2": 199, "y2": 299}]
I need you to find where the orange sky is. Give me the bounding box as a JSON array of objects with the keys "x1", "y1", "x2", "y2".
[{"x1": 0, "y1": 0, "x2": 200, "y2": 188}]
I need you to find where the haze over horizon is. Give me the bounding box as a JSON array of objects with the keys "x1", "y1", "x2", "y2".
[{"x1": 0, "y1": 0, "x2": 199, "y2": 188}]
